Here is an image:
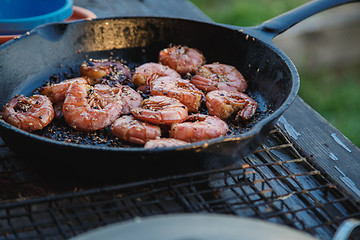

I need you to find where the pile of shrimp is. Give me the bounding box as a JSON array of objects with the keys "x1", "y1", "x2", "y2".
[{"x1": 1, "y1": 45, "x2": 258, "y2": 149}]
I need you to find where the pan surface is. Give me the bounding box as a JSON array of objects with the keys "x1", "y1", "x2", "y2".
[{"x1": 0, "y1": 0, "x2": 354, "y2": 179}]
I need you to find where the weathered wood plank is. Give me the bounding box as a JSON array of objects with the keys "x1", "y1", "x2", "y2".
[{"x1": 280, "y1": 97, "x2": 360, "y2": 200}]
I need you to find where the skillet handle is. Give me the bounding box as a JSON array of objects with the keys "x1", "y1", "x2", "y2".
[{"x1": 257, "y1": 0, "x2": 358, "y2": 38}]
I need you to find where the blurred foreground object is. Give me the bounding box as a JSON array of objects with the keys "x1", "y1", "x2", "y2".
[{"x1": 0, "y1": 0, "x2": 73, "y2": 35}]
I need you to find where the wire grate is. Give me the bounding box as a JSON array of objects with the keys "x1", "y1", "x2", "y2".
[{"x1": 0, "y1": 127, "x2": 360, "y2": 239}]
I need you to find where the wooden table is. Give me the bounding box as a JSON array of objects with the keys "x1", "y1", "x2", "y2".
[{"x1": 72, "y1": 0, "x2": 360, "y2": 199}]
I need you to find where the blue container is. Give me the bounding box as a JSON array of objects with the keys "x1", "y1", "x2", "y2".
[{"x1": 0, "y1": 0, "x2": 73, "y2": 34}]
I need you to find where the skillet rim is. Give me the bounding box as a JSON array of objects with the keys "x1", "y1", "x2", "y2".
[{"x1": 0, "y1": 16, "x2": 300, "y2": 153}]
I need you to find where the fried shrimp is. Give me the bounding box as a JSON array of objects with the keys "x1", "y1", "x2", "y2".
[
  {"x1": 111, "y1": 115, "x2": 161, "y2": 145},
  {"x1": 80, "y1": 59, "x2": 131, "y2": 85},
  {"x1": 159, "y1": 45, "x2": 205, "y2": 75},
  {"x1": 144, "y1": 138, "x2": 189, "y2": 149},
  {"x1": 91, "y1": 84, "x2": 142, "y2": 115},
  {"x1": 117, "y1": 85, "x2": 142, "y2": 115},
  {"x1": 39, "y1": 77, "x2": 88, "y2": 103},
  {"x1": 1, "y1": 95, "x2": 54, "y2": 132},
  {"x1": 131, "y1": 62, "x2": 181, "y2": 88},
  {"x1": 62, "y1": 82, "x2": 122, "y2": 132},
  {"x1": 191, "y1": 63, "x2": 247, "y2": 92},
  {"x1": 39, "y1": 77, "x2": 89, "y2": 118},
  {"x1": 131, "y1": 96, "x2": 188, "y2": 125},
  {"x1": 91, "y1": 84, "x2": 121, "y2": 104},
  {"x1": 150, "y1": 76, "x2": 204, "y2": 112},
  {"x1": 170, "y1": 114, "x2": 229, "y2": 142},
  {"x1": 206, "y1": 90, "x2": 258, "y2": 120}
]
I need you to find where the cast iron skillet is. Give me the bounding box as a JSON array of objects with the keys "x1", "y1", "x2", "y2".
[{"x1": 0, "y1": 0, "x2": 356, "y2": 180}]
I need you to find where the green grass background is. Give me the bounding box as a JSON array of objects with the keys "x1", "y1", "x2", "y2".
[{"x1": 190, "y1": 0, "x2": 360, "y2": 147}]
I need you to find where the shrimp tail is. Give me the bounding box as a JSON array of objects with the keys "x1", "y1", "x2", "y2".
[{"x1": 236, "y1": 101, "x2": 258, "y2": 121}]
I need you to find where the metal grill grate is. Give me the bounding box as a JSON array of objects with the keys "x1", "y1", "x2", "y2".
[{"x1": 1, "y1": 127, "x2": 360, "y2": 239}]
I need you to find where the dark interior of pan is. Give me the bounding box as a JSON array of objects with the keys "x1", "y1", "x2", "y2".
[{"x1": 0, "y1": 17, "x2": 298, "y2": 181}]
